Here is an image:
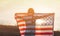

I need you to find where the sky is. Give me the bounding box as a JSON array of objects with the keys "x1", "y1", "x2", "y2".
[{"x1": 0, "y1": 0, "x2": 60, "y2": 31}]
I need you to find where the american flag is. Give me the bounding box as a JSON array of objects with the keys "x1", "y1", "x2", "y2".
[{"x1": 15, "y1": 13, "x2": 54, "y2": 36}]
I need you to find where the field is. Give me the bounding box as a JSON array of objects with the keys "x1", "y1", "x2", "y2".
[
  {"x1": 0, "y1": 25, "x2": 20, "y2": 36},
  {"x1": 0, "y1": 25, "x2": 60, "y2": 36}
]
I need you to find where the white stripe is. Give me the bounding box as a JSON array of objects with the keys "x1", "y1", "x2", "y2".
[
  {"x1": 36, "y1": 23, "x2": 53, "y2": 26},
  {"x1": 35, "y1": 35, "x2": 53, "y2": 36},
  {"x1": 19, "y1": 26, "x2": 26, "y2": 29},
  {"x1": 19, "y1": 26, "x2": 35, "y2": 29},
  {"x1": 20, "y1": 30, "x2": 25, "y2": 33},
  {"x1": 16, "y1": 14, "x2": 26, "y2": 16},
  {"x1": 35, "y1": 30, "x2": 53, "y2": 33},
  {"x1": 20, "y1": 30, "x2": 35, "y2": 33},
  {"x1": 21, "y1": 35, "x2": 24, "y2": 36},
  {"x1": 19, "y1": 25, "x2": 52, "y2": 28},
  {"x1": 35, "y1": 25, "x2": 53, "y2": 28},
  {"x1": 18, "y1": 24, "x2": 53, "y2": 28},
  {"x1": 18, "y1": 26, "x2": 52, "y2": 29},
  {"x1": 16, "y1": 18, "x2": 22, "y2": 21},
  {"x1": 18, "y1": 21, "x2": 26, "y2": 24}
]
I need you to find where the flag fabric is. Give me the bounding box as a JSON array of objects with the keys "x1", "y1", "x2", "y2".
[{"x1": 15, "y1": 13, "x2": 54, "y2": 36}]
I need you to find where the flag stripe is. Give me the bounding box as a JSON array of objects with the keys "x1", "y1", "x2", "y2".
[
  {"x1": 20, "y1": 30, "x2": 52, "y2": 33},
  {"x1": 20, "y1": 34, "x2": 53, "y2": 36},
  {"x1": 17, "y1": 20, "x2": 24, "y2": 22},
  {"x1": 18, "y1": 22, "x2": 25, "y2": 24},
  {"x1": 18, "y1": 26, "x2": 52, "y2": 28},
  {"x1": 18, "y1": 24, "x2": 26, "y2": 26},
  {"x1": 21, "y1": 32, "x2": 53, "y2": 35},
  {"x1": 19, "y1": 28, "x2": 53, "y2": 31},
  {"x1": 15, "y1": 13, "x2": 54, "y2": 36}
]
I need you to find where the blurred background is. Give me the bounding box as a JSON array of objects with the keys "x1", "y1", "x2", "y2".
[{"x1": 0, "y1": 0, "x2": 60, "y2": 36}]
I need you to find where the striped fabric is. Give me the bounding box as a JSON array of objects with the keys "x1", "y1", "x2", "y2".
[{"x1": 15, "y1": 13, "x2": 54, "y2": 36}]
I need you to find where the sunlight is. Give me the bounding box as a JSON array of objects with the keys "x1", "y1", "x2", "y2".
[{"x1": 35, "y1": 19, "x2": 46, "y2": 25}]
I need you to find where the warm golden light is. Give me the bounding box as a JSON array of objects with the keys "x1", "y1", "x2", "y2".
[
  {"x1": 36, "y1": 19, "x2": 46, "y2": 25},
  {"x1": 0, "y1": 0, "x2": 60, "y2": 31}
]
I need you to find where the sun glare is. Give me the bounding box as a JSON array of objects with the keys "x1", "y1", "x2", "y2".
[{"x1": 35, "y1": 19, "x2": 46, "y2": 25}]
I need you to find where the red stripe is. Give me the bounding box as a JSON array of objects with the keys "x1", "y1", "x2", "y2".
[
  {"x1": 15, "y1": 16, "x2": 23, "y2": 19},
  {"x1": 15, "y1": 16, "x2": 20, "y2": 19},
  {"x1": 35, "y1": 32, "x2": 53, "y2": 35},
  {"x1": 20, "y1": 32, "x2": 53, "y2": 35},
  {"x1": 17, "y1": 20, "x2": 24, "y2": 22},
  {"x1": 18, "y1": 24, "x2": 26, "y2": 26}
]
